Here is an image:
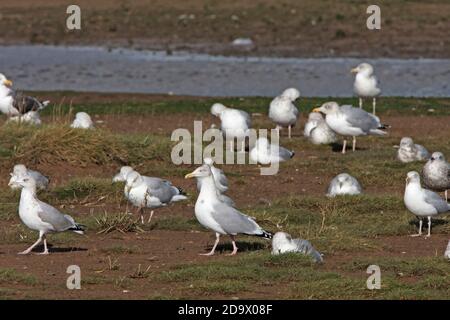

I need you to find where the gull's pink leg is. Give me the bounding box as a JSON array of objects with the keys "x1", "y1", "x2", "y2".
[
  {"x1": 200, "y1": 233, "x2": 220, "y2": 256},
  {"x1": 288, "y1": 125, "x2": 292, "y2": 139},
  {"x1": 18, "y1": 232, "x2": 43, "y2": 255},
  {"x1": 352, "y1": 136, "x2": 356, "y2": 152},
  {"x1": 410, "y1": 219, "x2": 423, "y2": 237},
  {"x1": 38, "y1": 235, "x2": 49, "y2": 255},
  {"x1": 227, "y1": 235, "x2": 238, "y2": 256},
  {"x1": 342, "y1": 139, "x2": 347, "y2": 154}
]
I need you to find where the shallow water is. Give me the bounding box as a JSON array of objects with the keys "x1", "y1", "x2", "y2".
[{"x1": 0, "y1": 45, "x2": 449, "y2": 97}]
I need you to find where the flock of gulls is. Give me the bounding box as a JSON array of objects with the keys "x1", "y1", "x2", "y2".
[{"x1": 0, "y1": 61, "x2": 449, "y2": 261}]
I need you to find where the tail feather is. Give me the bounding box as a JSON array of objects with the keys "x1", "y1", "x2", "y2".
[
  {"x1": 176, "y1": 186, "x2": 186, "y2": 196},
  {"x1": 248, "y1": 230, "x2": 273, "y2": 240},
  {"x1": 40, "y1": 100, "x2": 50, "y2": 109}
]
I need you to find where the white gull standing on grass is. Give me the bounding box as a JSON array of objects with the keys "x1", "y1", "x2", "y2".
[
  {"x1": 313, "y1": 102, "x2": 388, "y2": 154},
  {"x1": 196, "y1": 158, "x2": 235, "y2": 207},
  {"x1": 71, "y1": 112, "x2": 95, "y2": 129},
  {"x1": 404, "y1": 171, "x2": 450, "y2": 237},
  {"x1": 9, "y1": 175, "x2": 84, "y2": 255},
  {"x1": 351, "y1": 63, "x2": 381, "y2": 115},
  {"x1": 303, "y1": 112, "x2": 337, "y2": 145},
  {"x1": 396, "y1": 137, "x2": 430, "y2": 163},
  {"x1": 326, "y1": 173, "x2": 362, "y2": 197},
  {"x1": 115, "y1": 168, "x2": 187, "y2": 224},
  {"x1": 211, "y1": 103, "x2": 251, "y2": 152},
  {"x1": 185, "y1": 164, "x2": 272, "y2": 256},
  {"x1": 268, "y1": 88, "x2": 300, "y2": 139},
  {"x1": 250, "y1": 137, "x2": 294, "y2": 165},
  {"x1": 271, "y1": 232, "x2": 323, "y2": 263},
  {"x1": 0, "y1": 73, "x2": 49, "y2": 118},
  {"x1": 422, "y1": 152, "x2": 450, "y2": 200},
  {"x1": 9, "y1": 164, "x2": 49, "y2": 190}
]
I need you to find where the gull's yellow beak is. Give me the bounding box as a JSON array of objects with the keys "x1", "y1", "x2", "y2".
[
  {"x1": 185, "y1": 172, "x2": 195, "y2": 179},
  {"x1": 3, "y1": 79, "x2": 12, "y2": 87},
  {"x1": 312, "y1": 107, "x2": 321, "y2": 113},
  {"x1": 350, "y1": 68, "x2": 358, "y2": 74}
]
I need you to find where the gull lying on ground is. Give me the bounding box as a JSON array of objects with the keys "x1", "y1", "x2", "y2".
[
  {"x1": 71, "y1": 112, "x2": 94, "y2": 129},
  {"x1": 326, "y1": 173, "x2": 362, "y2": 197},
  {"x1": 422, "y1": 152, "x2": 450, "y2": 200},
  {"x1": 7, "y1": 110, "x2": 42, "y2": 125},
  {"x1": 10, "y1": 175, "x2": 84, "y2": 254},
  {"x1": 313, "y1": 102, "x2": 387, "y2": 154},
  {"x1": 116, "y1": 168, "x2": 187, "y2": 223},
  {"x1": 211, "y1": 103, "x2": 251, "y2": 152},
  {"x1": 303, "y1": 112, "x2": 337, "y2": 145},
  {"x1": 268, "y1": 88, "x2": 300, "y2": 139},
  {"x1": 397, "y1": 137, "x2": 430, "y2": 163},
  {"x1": 351, "y1": 63, "x2": 381, "y2": 115},
  {"x1": 250, "y1": 137, "x2": 294, "y2": 165},
  {"x1": 9, "y1": 164, "x2": 49, "y2": 190},
  {"x1": 0, "y1": 73, "x2": 49, "y2": 119},
  {"x1": 404, "y1": 171, "x2": 450, "y2": 237},
  {"x1": 196, "y1": 158, "x2": 235, "y2": 207},
  {"x1": 271, "y1": 232, "x2": 323, "y2": 263},
  {"x1": 185, "y1": 164, "x2": 272, "y2": 255}
]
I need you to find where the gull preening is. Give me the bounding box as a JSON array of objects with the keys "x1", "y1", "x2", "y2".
[
  {"x1": 211, "y1": 103, "x2": 251, "y2": 152},
  {"x1": 113, "y1": 166, "x2": 187, "y2": 223},
  {"x1": 397, "y1": 137, "x2": 430, "y2": 163},
  {"x1": 250, "y1": 137, "x2": 294, "y2": 165},
  {"x1": 326, "y1": 173, "x2": 362, "y2": 197},
  {"x1": 185, "y1": 164, "x2": 272, "y2": 256},
  {"x1": 271, "y1": 232, "x2": 323, "y2": 263},
  {"x1": 351, "y1": 63, "x2": 381, "y2": 115},
  {"x1": 9, "y1": 164, "x2": 49, "y2": 191},
  {"x1": 71, "y1": 112, "x2": 95, "y2": 129},
  {"x1": 422, "y1": 152, "x2": 450, "y2": 200},
  {"x1": 10, "y1": 175, "x2": 84, "y2": 255},
  {"x1": 0, "y1": 73, "x2": 49, "y2": 119},
  {"x1": 313, "y1": 102, "x2": 388, "y2": 154},
  {"x1": 404, "y1": 171, "x2": 450, "y2": 237},
  {"x1": 196, "y1": 158, "x2": 235, "y2": 207},
  {"x1": 268, "y1": 88, "x2": 300, "y2": 139},
  {"x1": 303, "y1": 112, "x2": 337, "y2": 145}
]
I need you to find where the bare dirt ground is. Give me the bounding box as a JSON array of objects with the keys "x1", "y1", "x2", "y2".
[
  {"x1": 0, "y1": 101, "x2": 449, "y2": 299},
  {"x1": 0, "y1": 0, "x2": 449, "y2": 58}
]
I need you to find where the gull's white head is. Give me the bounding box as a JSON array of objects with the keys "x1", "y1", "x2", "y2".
[
  {"x1": 185, "y1": 164, "x2": 212, "y2": 179},
  {"x1": 211, "y1": 103, "x2": 227, "y2": 117},
  {"x1": 429, "y1": 151, "x2": 446, "y2": 163},
  {"x1": 203, "y1": 157, "x2": 214, "y2": 166},
  {"x1": 0, "y1": 73, "x2": 13, "y2": 87},
  {"x1": 9, "y1": 164, "x2": 28, "y2": 189},
  {"x1": 271, "y1": 232, "x2": 293, "y2": 254},
  {"x1": 307, "y1": 112, "x2": 324, "y2": 121},
  {"x1": 351, "y1": 63, "x2": 374, "y2": 76},
  {"x1": 125, "y1": 170, "x2": 143, "y2": 194},
  {"x1": 75, "y1": 112, "x2": 92, "y2": 121},
  {"x1": 9, "y1": 174, "x2": 36, "y2": 190},
  {"x1": 280, "y1": 88, "x2": 300, "y2": 101},
  {"x1": 313, "y1": 101, "x2": 340, "y2": 115},
  {"x1": 335, "y1": 173, "x2": 353, "y2": 188},
  {"x1": 113, "y1": 166, "x2": 134, "y2": 182},
  {"x1": 406, "y1": 171, "x2": 420, "y2": 185},
  {"x1": 400, "y1": 137, "x2": 414, "y2": 149}
]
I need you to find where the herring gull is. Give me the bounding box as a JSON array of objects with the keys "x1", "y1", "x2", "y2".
[
  {"x1": 268, "y1": 88, "x2": 300, "y2": 139},
  {"x1": 303, "y1": 112, "x2": 337, "y2": 145},
  {"x1": 326, "y1": 173, "x2": 362, "y2": 197},
  {"x1": 397, "y1": 137, "x2": 430, "y2": 163},
  {"x1": 211, "y1": 103, "x2": 251, "y2": 152},
  {"x1": 120, "y1": 169, "x2": 187, "y2": 223},
  {"x1": 422, "y1": 152, "x2": 450, "y2": 200},
  {"x1": 9, "y1": 175, "x2": 84, "y2": 254},
  {"x1": 250, "y1": 137, "x2": 294, "y2": 165},
  {"x1": 185, "y1": 164, "x2": 272, "y2": 255},
  {"x1": 271, "y1": 232, "x2": 323, "y2": 263},
  {"x1": 351, "y1": 63, "x2": 381, "y2": 115},
  {"x1": 71, "y1": 112, "x2": 95, "y2": 129},
  {"x1": 404, "y1": 171, "x2": 450, "y2": 237},
  {"x1": 313, "y1": 102, "x2": 387, "y2": 154}
]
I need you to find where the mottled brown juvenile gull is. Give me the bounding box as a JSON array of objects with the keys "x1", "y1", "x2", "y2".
[
  {"x1": 397, "y1": 137, "x2": 429, "y2": 163},
  {"x1": 422, "y1": 152, "x2": 450, "y2": 200}
]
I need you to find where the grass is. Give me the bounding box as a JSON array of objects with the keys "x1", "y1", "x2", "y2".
[{"x1": 0, "y1": 95, "x2": 449, "y2": 299}]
